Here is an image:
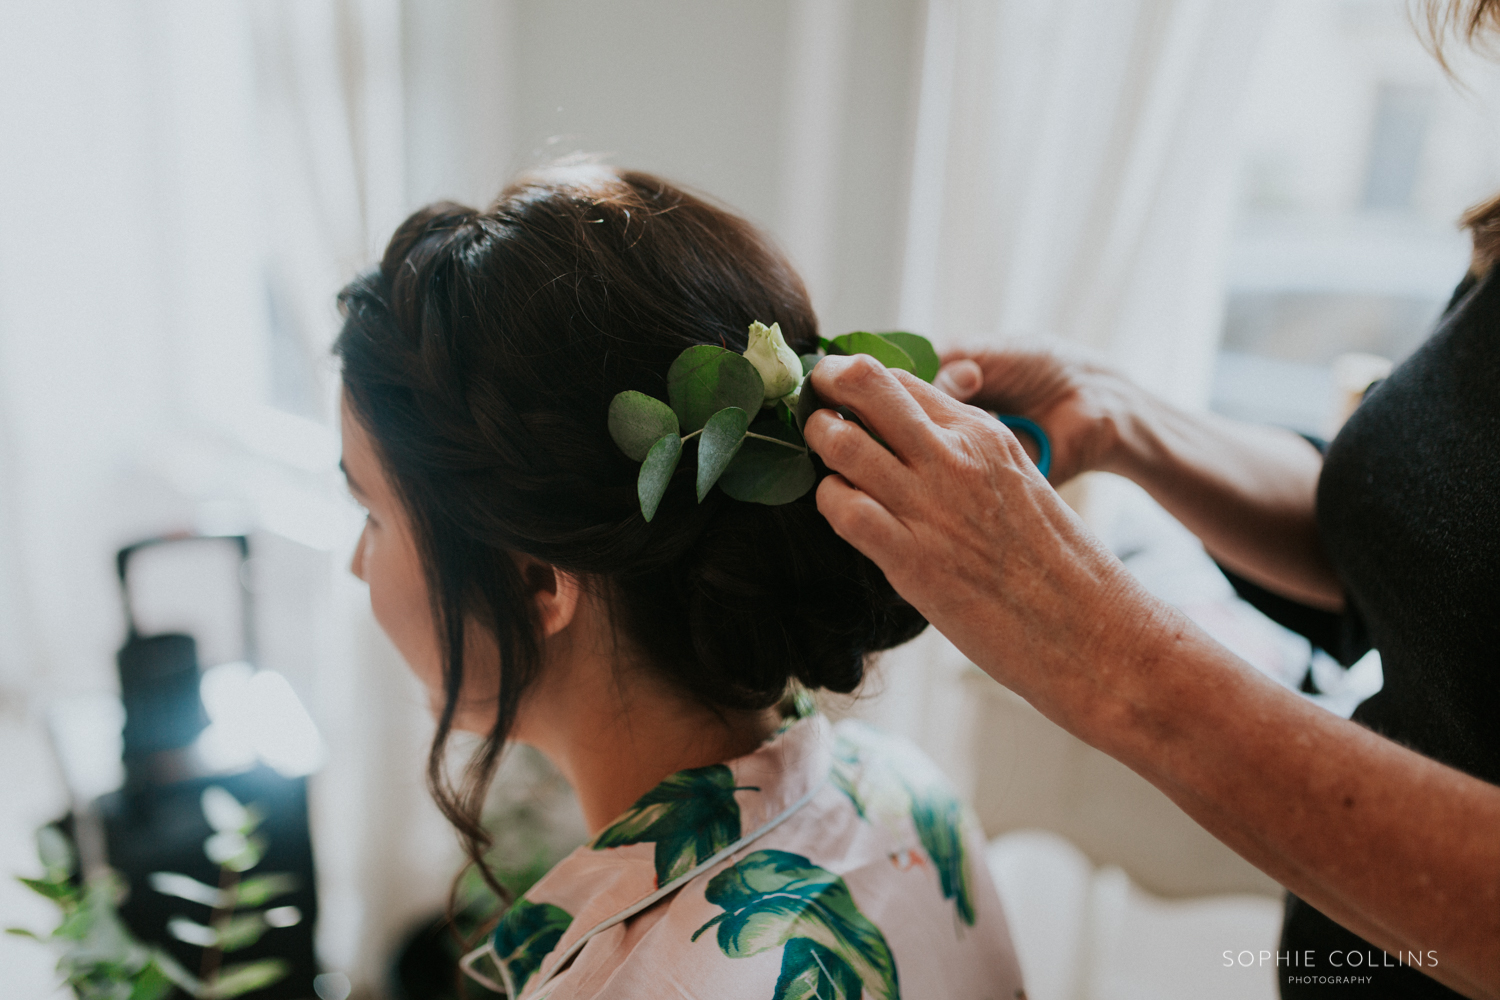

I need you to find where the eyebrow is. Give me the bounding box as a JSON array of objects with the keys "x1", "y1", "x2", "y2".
[{"x1": 339, "y1": 459, "x2": 368, "y2": 499}]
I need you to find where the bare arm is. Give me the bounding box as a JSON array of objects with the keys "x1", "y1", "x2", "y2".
[
  {"x1": 805, "y1": 356, "x2": 1500, "y2": 999},
  {"x1": 938, "y1": 344, "x2": 1344, "y2": 609}
]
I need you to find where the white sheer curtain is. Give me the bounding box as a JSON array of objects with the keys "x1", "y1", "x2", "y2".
[
  {"x1": 900, "y1": 0, "x2": 1270, "y2": 409},
  {"x1": 863, "y1": 0, "x2": 1272, "y2": 798},
  {"x1": 0, "y1": 2, "x2": 453, "y2": 991}
]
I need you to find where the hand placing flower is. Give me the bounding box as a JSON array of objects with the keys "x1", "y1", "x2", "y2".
[{"x1": 744, "y1": 321, "x2": 803, "y2": 408}]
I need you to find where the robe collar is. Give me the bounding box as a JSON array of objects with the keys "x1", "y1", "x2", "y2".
[{"x1": 475, "y1": 713, "x2": 833, "y2": 997}]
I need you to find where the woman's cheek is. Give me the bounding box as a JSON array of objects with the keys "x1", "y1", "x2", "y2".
[{"x1": 367, "y1": 536, "x2": 445, "y2": 701}]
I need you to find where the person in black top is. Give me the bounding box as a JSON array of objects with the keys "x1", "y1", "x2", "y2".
[
  {"x1": 780, "y1": 5, "x2": 1500, "y2": 995},
  {"x1": 1274, "y1": 256, "x2": 1500, "y2": 999}
]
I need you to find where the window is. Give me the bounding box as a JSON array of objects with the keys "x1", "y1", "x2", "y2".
[{"x1": 1213, "y1": 0, "x2": 1500, "y2": 436}]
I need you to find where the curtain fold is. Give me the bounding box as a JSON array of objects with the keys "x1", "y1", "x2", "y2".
[
  {"x1": 865, "y1": 0, "x2": 1273, "y2": 809},
  {"x1": 901, "y1": 0, "x2": 1270, "y2": 411}
]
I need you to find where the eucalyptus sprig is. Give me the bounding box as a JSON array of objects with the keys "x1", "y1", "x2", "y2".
[
  {"x1": 7, "y1": 826, "x2": 194, "y2": 1000},
  {"x1": 608, "y1": 322, "x2": 938, "y2": 521}
]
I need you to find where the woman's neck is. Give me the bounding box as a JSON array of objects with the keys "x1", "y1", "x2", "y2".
[{"x1": 512, "y1": 600, "x2": 780, "y2": 834}]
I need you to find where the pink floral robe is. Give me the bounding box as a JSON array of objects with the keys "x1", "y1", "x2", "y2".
[{"x1": 465, "y1": 713, "x2": 1027, "y2": 999}]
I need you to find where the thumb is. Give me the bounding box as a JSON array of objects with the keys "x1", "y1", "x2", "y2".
[{"x1": 934, "y1": 359, "x2": 983, "y2": 401}]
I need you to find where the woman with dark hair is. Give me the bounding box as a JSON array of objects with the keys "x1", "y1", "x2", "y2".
[
  {"x1": 795, "y1": 3, "x2": 1500, "y2": 999},
  {"x1": 335, "y1": 165, "x2": 1025, "y2": 999}
]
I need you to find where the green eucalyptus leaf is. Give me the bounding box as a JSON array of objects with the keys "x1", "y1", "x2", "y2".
[
  {"x1": 608, "y1": 391, "x2": 679, "y2": 461},
  {"x1": 667, "y1": 345, "x2": 765, "y2": 433},
  {"x1": 877, "y1": 331, "x2": 940, "y2": 382},
  {"x1": 696, "y1": 407, "x2": 750, "y2": 502},
  {"x1": 201, "y1": 786, "x2": 253, "y2": 835},
  {"x1": 52, "y1": 905, "x2": 93, "y2": 941},
  {"x1": 230, "y1": 873, "x2": 299, "y2": 909},
  {"x1": 775, "y1": 399, "x2": 799, "y2": 432},
  {"x1": 146, "y1": 949, "x2": 201, "y2": 995},
  {"x1": 125, "y1": 961, "x2": 176, "y2": 1000},
  {"x1": 818, "y1": 337, "x2": 839, "y2": 354},
  {"x1": 719, "y1": 422, "x2": 814, "y2": 505},
  {"x1": 148, "y1": 871, "x2": 224, "y2": 908},
  {"x1": 166, "y1": 916, "x2": 217, "y2": 948},
  {"x1": 19, "y1": 876, "x2": 76, "y2": 902},
  {"x1": 794, "y1": 359, "x2": 825, "y2": 434},
  {"x1": 37, "y1": 825, "x2": 76, "y2": 880},
  {"x1": 798, "y1": 353, "x2": 821, "y2": 378},
  {"x1": 830, "y1": 332, "x2": 915, "y2": 373},
  {"x1": 205, "y1": 831, "x2": 264, "y2": 873},
  {"x1": 217, "y1": 913, "x2": 270, "y2": 953},
  {"x1": 202, "y1": 958, "x2": 288, "y2": 999},
  {"x1": 637, "y1": 434, "x2": 681, "y2": 522}
]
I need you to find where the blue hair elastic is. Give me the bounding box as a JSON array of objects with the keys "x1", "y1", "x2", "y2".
[{"x1": 995, "y1": 414, "x2": 1052, "y2": 479}]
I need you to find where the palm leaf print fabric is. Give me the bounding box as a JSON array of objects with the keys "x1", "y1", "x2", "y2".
[
  {"x1": 489, "y1": 715, "x2": 1025, "y2": 999},
  {"x1": 493, "y1": 898, "x2": 573, "y2": 995},
  {"x1": 831, "y1": 727, "x2": 977, "y2": 926},
  {"x1": 693, "y1": 849, "x2": 899, "y2": 1000},
  {"x1": 591, "y1": 763, "x2": 752, "y2": 885},
  {"x1": 908, "y1": 787, "x2": 975, "y2": 926}
]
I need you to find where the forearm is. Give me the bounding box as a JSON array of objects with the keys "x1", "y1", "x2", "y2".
[
  {"x1": 1104, "y1": 394, "x2": 1344, "y2": 610},
  {"x1": 803, "y1": 357, "x2": 1500, "y2": 997},
  {"x1": 1051, "y1": 608, "x2": 1500, "y2": 998}
]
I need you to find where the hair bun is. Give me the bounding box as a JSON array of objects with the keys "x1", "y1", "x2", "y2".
[{"x1": 608, "y1": 496, "x2": 925, "y2": 711}]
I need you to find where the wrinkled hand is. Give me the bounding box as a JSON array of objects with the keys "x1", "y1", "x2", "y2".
[
  {"x1": 803, "y1": 355, "x2": 1172, "y2": 716},
  {"x1": 931, "y1": 342, "x2": 1141, "y2": 485}
]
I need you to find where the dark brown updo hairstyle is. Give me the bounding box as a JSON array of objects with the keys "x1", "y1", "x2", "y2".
[{"x1": 334, "y1": 165, "x2": 926, "y2": 898}]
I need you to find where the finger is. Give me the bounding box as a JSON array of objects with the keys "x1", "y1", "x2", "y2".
[
  {"x1": 889, "y1": 368, "x2": 1001, "y2": 434},
  {"x1": 883, "y1": 371, "x2": 1045, "y2": 484},
  {"x1": 803, "y1": 409, "x2": 915, "y2": 510},
  {"x1": 936, "y1": 346, "x2": 1020, "y2": 410},
  {"x1": 808, "y1": 355, "x2": 942, "y2": 461},
  {"x1": 934, "y1": 359, "x2": 982, "y2": 401},
  {"x1": 815, "y1": 474, "x2": 913, "y2": 567}
]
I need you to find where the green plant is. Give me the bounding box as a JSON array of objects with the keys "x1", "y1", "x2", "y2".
[
  {"x1": 147, "y1": 786, "x2": 296, "y2": 999},
  {"x1": 7, "y1": 826, "x2": 191, "y2": 1000},
  {"x1": 607, "y1": 323, "x2": 938, "y2": 521},
  {"x1": 10, "y1": 786, "x2": 299, "y2": 1000}
]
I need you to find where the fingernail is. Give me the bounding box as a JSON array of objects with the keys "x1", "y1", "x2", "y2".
[{"x1": 936, "y1": 361, "x2": 981, "y2": 397}]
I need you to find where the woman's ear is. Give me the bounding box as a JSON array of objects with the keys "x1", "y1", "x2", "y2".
[{"x1": 514, "y1": 553, "x2": 582, "y2": 638}]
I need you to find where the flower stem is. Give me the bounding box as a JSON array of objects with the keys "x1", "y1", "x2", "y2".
[{"x1": 743, "y1": 431, "x2": 807, "y2": 453}]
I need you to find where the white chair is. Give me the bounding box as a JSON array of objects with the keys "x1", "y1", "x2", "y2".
[{"x1": 988, "y1": 829, "x2": 1283, "y2": 1000}]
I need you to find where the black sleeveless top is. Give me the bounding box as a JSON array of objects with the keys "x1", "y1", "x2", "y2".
[{"x1": 1273, "y1": 268, "x2": 1500, "y2": 998}]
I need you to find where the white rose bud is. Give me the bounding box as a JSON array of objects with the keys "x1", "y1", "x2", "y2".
[{"x1": 743, "y1": 321, "x2": 803, "y2": 407}]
